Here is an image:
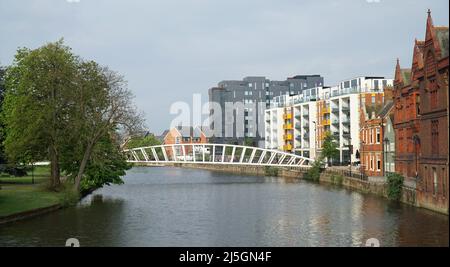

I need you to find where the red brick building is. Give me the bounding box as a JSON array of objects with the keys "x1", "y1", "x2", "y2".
[
  {"x1": 163, "y1": 126, "x2": 209, "y2": 159},
  {"x1": 416, "y1": 11, "x2": 449, "y2": 214},
  {"x1": 360, "y1": 89, "x2": 395, "y2": 177},
  {"x1": 393, "y1": 55, "x2": 421, "y2": 180},
  {"x1": 360, "y1": 115, "x2": 384, "y2": 177}
]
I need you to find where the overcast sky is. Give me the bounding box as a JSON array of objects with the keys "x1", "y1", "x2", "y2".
[{"x1": 0, "y1": 0, "x2": 448, "y2": 133}]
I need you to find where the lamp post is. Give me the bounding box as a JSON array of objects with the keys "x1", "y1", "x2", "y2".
[{"x1": 348, "y1": 137, "x2": 352, "y2": 175}]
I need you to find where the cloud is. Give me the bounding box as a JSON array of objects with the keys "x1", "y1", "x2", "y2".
[{"x1": 0, "y1": 0, "x2": 448, "y2": 133}]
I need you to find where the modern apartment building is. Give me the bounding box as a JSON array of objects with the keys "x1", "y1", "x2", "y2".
[
  {"x1": 265, "y1": 88, "x2": 319, "y2": 158},
  {"x1": 265, "y1": 77, "x2": 394, "y2": 165},
  {"x1": 208, "y1": 75, "x2": 324, "y2": 147}
]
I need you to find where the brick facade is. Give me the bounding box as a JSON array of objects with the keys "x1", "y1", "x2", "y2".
[{"x1": 416, "y1": 11, "x2": 449, "y2": 214}]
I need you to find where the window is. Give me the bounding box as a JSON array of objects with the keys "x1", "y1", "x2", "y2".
[
  {"x1": 431, "y1": 120, "x2": 439, "y2": 155},
  {"x1": 372, "y1": 96, "x2": 376, "y2": 104},
  {"x1": 433, "y1": 168, "x2": 438, "y2": 196},
  {"x1": 376, "y1": 128, "x2": 381, "y2": 143},
  {"x1": 369, "y1": 129, "x2": 373, "y2": 144},
  {"x1": 377, "y1": 158, "x2": 381, "y2": 171},
  {"x1": 430, "y1": 79, "x2": 438, "y2": 110},
  {"x1": 443, "y1": 168, "x2": 447, "y2": 198}
]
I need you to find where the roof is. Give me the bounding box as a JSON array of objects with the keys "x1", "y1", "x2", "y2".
[
  {"x1": 175, "y1": 126, "x2": 204, "y2": 138},
  {"x1": 435, "y1": 27, "x2": 449, "y2": 58},
  {"x1": 378, "y1": 100, "x2": 394, "y2": 118},
  {"x1": 401, "y1": 69, "x2": 412, "y2": 85}
]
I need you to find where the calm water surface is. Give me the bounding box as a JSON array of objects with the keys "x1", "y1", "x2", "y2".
[{"x1": 0, "y1": 167, "x2": 448, "y2": 247}]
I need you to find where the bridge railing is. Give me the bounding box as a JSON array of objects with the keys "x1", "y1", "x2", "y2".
[{"x1": 123, "y1": 143, "x2": 312, "y2": 167}]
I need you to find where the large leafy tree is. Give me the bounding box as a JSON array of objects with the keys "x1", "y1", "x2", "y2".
[
  {"x1": 2, "y1": 40, "x2": 143, "y2": 192},
  {"x1": 64, "y1": 61, "x2": 143, "y2": 191},
  {"x1": 0, "y1": 65, "x2": 7, "y2": 165},
  {"x1": 2, "y1": 41, "x2": 79, "y2": 188},
  {"x1": 321, "y1": 131, "x2": 339, "y2": 167},
  {"x1": 125, "y1": 134, "x2": 161, "y2": 149}
]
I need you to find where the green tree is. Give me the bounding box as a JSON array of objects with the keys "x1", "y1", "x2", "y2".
[
  {"x1": 67, "y1": 62, "x2": 144, "y2": 191},
  {"x1": 244, "y1": 137, "x2": 256, "y2": 147},
  {"x1": 76, "y1": 134, "x2": 131, "y2": 195},
  {"x1": 0, "y1": 65, "x2": 6, "y2": 165},
  {"x1": 321, "y1": 131, "x2": 339, "y2": 167},
  {"x1": 2, "y1": 41, "x2": 79, "y2": 188},
  {"x1": 125, "y1": 134, "x2": 161, "y2": 149},
  {"x1": 387, "y1": 173, "x2": 404, "y2": 201}
]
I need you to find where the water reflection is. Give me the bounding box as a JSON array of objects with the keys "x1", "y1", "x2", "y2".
[{"x1": 0, "y1": 167, "x2": 448, "y2": 247}]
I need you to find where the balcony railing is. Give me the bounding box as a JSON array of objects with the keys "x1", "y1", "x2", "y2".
[
  {"x1": 283, "y1": 134, "x2": 293, "y2": 141},
  {"x1": 283, "y1": 113, "x2": 293, "y2": 120},
  {"x1": 283, "y1": 124, "x2": 293, "y2": 130}
]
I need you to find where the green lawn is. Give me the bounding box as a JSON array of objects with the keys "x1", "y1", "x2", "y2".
[
  {"x1": 0, "y1": 166, "x2": 50, "y2": 185},
  {"x1": 0, "y1": 166, "x2": 63, "y2": 218},
  {"x1": 0, "y1": 185, "x2": 63, "y2": 217}
]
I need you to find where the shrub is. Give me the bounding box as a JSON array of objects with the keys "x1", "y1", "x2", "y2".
[
  {"x1": 331, "y1": 174, "x2": 344, "y2": 186},
  {"x1": 303, "y1": 160, "x2": 323, "y2": 182},
  {"x1": 265, "y1": 166, "x2": 279, "y2": 177},
  {"x1": 58, "y1": 185, "x2": 80, "y2": 208},
  {"x1": 387, "y1": 173, "x2": 404, "y2": 201}
]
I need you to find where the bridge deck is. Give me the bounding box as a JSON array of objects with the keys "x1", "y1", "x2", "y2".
[{"x1": 124, "y1": 144, "x2": 312, "y2": 168}]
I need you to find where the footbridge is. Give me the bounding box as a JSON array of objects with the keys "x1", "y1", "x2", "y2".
[{"x1": 124, "y1": 144, "x2": 313, "y2": 167}]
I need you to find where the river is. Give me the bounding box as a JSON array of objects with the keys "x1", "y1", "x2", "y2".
[{"x1": 0, "y1": 167, "x2": 448, "y2": 247}]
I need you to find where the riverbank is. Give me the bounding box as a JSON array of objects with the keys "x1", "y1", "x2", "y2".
[
  {"x1": 161, "y1": 163, "x2": 446, "y2": 215},
  {"x1": 0, "y1": 166, "x2": 64, "y2": 224}
]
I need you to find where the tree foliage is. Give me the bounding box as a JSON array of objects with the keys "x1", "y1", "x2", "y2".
[
  {"x1": 0, "y1": 65, "x2": 6, "y2": 165},
  {"x1": 125, "y1": 134, "x2": 161, "y2": 149},
  {"x1": 387, "y1": 173, "x2": 404, "y2": 201},
  {"x1": 2, "y1": 41, "x2": 79, "y2": 188},
  {"x1": 1, "y1": 40, "x2": 144, "y2": 192},
  {"x1": 321, "y1": 131, "x2": 339, "y2": 166}
]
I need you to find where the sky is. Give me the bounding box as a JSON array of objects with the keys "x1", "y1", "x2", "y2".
[{"x1": 0, "y1": 0, "x2": 448, "y2": 134}]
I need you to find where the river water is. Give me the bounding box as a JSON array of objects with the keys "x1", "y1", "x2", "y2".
[{"x1": 0, "y1": 167, "x2": 448, "y2": 247}]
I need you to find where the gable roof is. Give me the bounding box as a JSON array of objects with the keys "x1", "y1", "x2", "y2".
[
  {"x1": 175, "y1": 126, "x2": 204, "y2": 138},
  {"x1": 435, "y1": 27, "x2": 449, "y2": 58},
  {"x1": 378, "y1": 100, "x2": 394, "y2": 118}
]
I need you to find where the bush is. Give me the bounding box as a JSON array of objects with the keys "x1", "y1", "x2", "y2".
[
  {"x1": 303, "y1": 160, "x2": 323, "y2": 182},
  {"x1": 331, "y1": 174, "x2": 344, "y2": 186},
  {"x1": 58, "y1": 186, "x2": 80, "y2": 208},
  {"x1": 387, "y1": 173, "x2": 404, "y2": 201},
  {"x1": 265, "y1": 166, "x2": 279, "y2": 177}
]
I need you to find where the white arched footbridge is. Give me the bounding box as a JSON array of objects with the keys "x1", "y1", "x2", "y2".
[{"x1": 124, "y1": 144, "x2": 312, "y2": 167}]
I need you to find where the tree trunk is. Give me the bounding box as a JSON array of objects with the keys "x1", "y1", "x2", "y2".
[
  {"x1": 49, "y1": 146, "x2": 60, "y2": 189},
  {"x1": 74, "y1": 141, "x2": 95, "y2": 191}
]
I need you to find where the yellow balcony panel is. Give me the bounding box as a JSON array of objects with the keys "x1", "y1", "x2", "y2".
[
  {"x1": 322, "y1": 119, "x2": 331, "y2": 126},
  {"x1": 283, "y1": 113, "x2": 293, "y2": 120},
  {"x1": 283, "y1": 134, "x2": 293, "y2": 141},
  {"x1": 283, "y1": 124, "x2": 293, "y2": 130},
  {"x1": 283, "y1": 144, "x2": 293, "y2": 151}
]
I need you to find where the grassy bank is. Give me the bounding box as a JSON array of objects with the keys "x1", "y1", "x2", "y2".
[
  {"x1": 0, "y1": 166, "x2": 64, "y2": 218},
  {"x1": 0, "y1": 166, "x2": 50, "y2": 185}
]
